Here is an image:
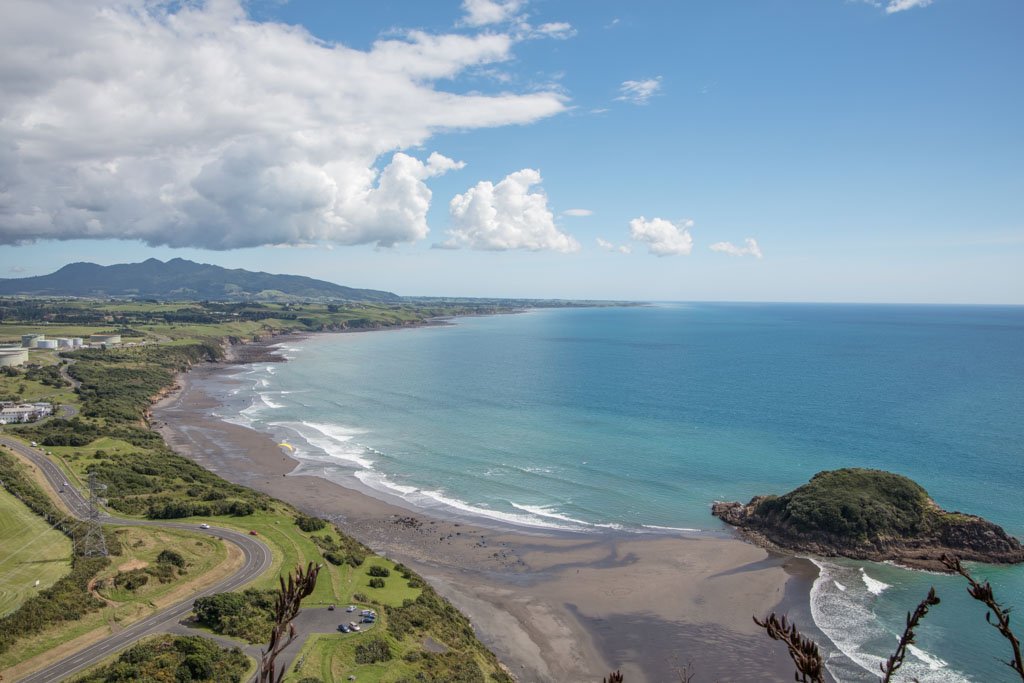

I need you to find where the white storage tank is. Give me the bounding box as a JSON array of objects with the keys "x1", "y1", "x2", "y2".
[
  {"x1": 35, "y1": 339, "x2": 59, "y2": 349},
  {"x1": 71, "y1": 338, "x2": 84, "y2": 347},
  {"x1": 88, "y1": 333, "x2": 122, "y2": 345},
  {"x1": 0, "y1": 348, "x2": 29, "y2": 367},
  {"x1": 56, "y1": 338, "x2": 72, "y2": 348},
  {"x1": 21, "y1": 334, "x2": 43, "y2": 348}
]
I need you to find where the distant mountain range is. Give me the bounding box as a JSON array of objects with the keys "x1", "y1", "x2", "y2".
[{"x1": 0, "y1": 258, "x2": 400, "y2": 302}]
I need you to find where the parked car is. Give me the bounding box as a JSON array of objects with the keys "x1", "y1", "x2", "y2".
[
  {"x1": 249, "y1": 530, "x2": 258, "y2": 536},
  {"x1": 327, "y1": 604, "x2": 335, "y2": 611},
  {"x1": 199, "y1": 523, "x2": 210, "y2": 529},
  {"x1": 337, "y1": 624, "x2": 349, "y2": 633},
  {"x1": 346, "y1": 605, "x2": 356, "y2": 612}
]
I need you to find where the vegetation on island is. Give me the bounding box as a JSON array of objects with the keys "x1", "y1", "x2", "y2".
[{"x1": 712, "y1": 468, "x2": 1024, "y2": 570}]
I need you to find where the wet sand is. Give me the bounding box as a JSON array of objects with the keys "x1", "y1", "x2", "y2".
[{"x1": 153, "y1": 355, "x2": 819, "y2": 683}]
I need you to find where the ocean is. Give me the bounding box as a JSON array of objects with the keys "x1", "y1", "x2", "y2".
[{"x1": 220, "y1": 303, "x2": 1024, "y2": 682}]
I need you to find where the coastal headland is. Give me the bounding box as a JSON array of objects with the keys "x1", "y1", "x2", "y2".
[{"x1": 153, "y1": 336, "x2": 816, "y2": 683}]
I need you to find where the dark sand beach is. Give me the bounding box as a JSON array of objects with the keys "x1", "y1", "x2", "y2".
[{"x1": 152, "y1": 347, "x2": 821, "y2": 683}]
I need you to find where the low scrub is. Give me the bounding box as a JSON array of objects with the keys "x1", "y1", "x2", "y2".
[
  {"x1": 193, "y1": 589, "x2": 276, "y2": 643},
  {"x1": 71, "y1": 634, "x2": 249, "y2": 683}
]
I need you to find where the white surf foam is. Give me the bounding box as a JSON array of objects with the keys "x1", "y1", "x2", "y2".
[
  {"x1": 908, "y1": 644, "x2": 949, "y2": 671},
  {"x1": 511, "y1": 503, "x2": 593, "y2": 528},
  {"x1": 412, "y1": 490, "x2": 573, "y2": 530},
  {"x1": 810, "y1": 559, "x2": 970, "y2": 683},
  {"x1": 860, "y1": 567, "x2": 891, "y2": 595},
  {"x1": 641, "y1": 524, "x2": 701, "y2": 533},
  {"x1": 282, "y1": 421, "x2": 373, "y2": 468}
]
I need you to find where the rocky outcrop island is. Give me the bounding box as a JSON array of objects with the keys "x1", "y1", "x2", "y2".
[{"x1": 712, "y1": 468, "x2": 1024, "y2": 571}]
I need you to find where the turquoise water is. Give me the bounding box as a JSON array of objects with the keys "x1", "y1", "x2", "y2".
[{"x1": 225, "y1": 303, "x2": 1024, "y2": 682}]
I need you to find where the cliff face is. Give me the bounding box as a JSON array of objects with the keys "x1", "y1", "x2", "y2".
[{"x1": 711, "y1": 470, "x2": 1024, "y2": 572}]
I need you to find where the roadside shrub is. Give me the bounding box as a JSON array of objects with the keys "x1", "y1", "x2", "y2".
[
  {"x1": 368, "y1": 577, "x2": 385, "y2": 589},
  {"x1": 354, "y1": 637, "x2": 392, "y2": 664},
  {"x1": 72, "y1": 634, "x2": 248, "y2": 683},
  {"x1": 323, "y1": 551, "x2": 345, "y2": 566},
  {"x1": 192, "y1": 589, "x2": 276, "y2": 643},
  {"x1": 157, "y1": 549, "x2": 186, "y2": 568},
  {"x1": 367, "y1": 565, "x2": 391, "y2": 578},
  {"x1": 114, "y1": 569, "x2": 150, "y2": 591},
  {"x1": 295, "y1": 515, "x2": 326, "y2": 532}
]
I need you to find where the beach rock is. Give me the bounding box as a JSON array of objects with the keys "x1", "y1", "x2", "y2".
[{"x1": 711, "y1": 468, "x2": 1024, "y2": 572}]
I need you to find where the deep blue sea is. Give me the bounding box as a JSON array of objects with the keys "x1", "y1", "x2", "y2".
[{"x1": 223, "y1": 303, "x2": 1024, "y2": 682}]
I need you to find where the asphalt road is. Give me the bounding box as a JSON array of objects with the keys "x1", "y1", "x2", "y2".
[{"x1": 0, "y1": 435, "x2": 274, "y2": 683}]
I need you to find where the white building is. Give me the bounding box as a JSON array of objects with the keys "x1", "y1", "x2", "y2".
[{"x1": 0, "y1": 402, "x2": 53, "y2": 424}]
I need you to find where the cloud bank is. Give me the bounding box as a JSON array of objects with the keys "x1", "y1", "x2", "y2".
[
  {"x1": 629, "y1": 217, "x2": 693, "y2": 256},
  {"x1": 0, "y1": 0, "x2": 566, "y2": 249},
  {"x1": 443, "y1": 169, "x2": 580, "y2": 252},
  {"x1": 709, "y1": 238, "x2": 763, "y2": 258}
]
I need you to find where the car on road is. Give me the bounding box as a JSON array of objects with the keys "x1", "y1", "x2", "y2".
[{"x1": 199, "y1": 523, "x2": 210, "y2": 529}]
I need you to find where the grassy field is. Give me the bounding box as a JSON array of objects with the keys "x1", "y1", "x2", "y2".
[
  {"x1": 0, "y1": 487, "x2": 72, "y2": 617},
  {"x1": 187, "y1": 507, "x2": 420, "y2": 609},
  {"x1": 0, "y1": 524, "x2": 236, "y2": 673},
  {"x1": 0, "y1": 357, "x2": 80, "y2": 407}
]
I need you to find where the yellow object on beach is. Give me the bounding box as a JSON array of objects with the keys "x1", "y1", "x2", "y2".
[{"x1": 278, "y1": 442, "x2": 295, "y2": 452}]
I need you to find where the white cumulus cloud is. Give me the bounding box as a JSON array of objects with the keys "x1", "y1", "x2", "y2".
[
  {"x1": 617, "y1": 77, "x2": 662, "y2": 105},
  {"x1": 709, "y1": 238, "x2": 763, "y2": 259},
  {"x1": 884, "y1": 0, "x2": 934, "y2": 13},
  {"x1": 562, "y1": 208, "x2": 593, "y2": 217},
  {"x1": 596, "y1": 237, "x2": 631, "y2": 254},
  {"x1": 461, "y1": 0, "x2": 525, "y2": 26},
  {"x1": 443, "y1": 169, "x2": 580, "y2": 252},
  {"x1": 534, "y1": 22, "x2": 576, "y2": 39},
  {"x1": 0, "y1": 0, "x2": 566, "y2": 249},
  {"x1": 629, "y1": 217, "x2": 694, "y2": 256}
]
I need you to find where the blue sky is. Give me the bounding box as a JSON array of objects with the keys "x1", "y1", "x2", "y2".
[{"x1": 1, "y1": 0, "x2": 1021, "y2": 302}]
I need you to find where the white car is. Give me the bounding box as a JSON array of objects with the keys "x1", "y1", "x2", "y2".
[{"x1": 199, "y1": 523, "x2": 210, "y2": 529}]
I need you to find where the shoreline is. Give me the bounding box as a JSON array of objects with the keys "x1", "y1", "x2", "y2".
[{"x1": 152, "y1": 334, "x2": 819, "y2": 682}]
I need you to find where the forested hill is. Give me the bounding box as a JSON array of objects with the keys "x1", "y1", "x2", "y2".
[{"x1": 0, "y1": 258, "x2": 400, "y2": 302}]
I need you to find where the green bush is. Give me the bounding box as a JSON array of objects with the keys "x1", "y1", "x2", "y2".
[
  {"x1": 367, "y1": 565, "x2": 391, "y2": 577},
  {"x1": 113, "y1": 569, "x2": 150, "y2": 591},
  {"x1": 192, "y1": 589, "x2": 276, "y2": 643},
  {"x1": 368, "y1": 577, "x2": 385, "y2": 589},
  {"x1": 71, "y1": 634, "x2": 248, "y2": 683},
  {"x1": 157, "y1": 549, "x2": 186, "y2": 569},
  {"x1": 295, "y1": 515, "x2": 326, "y2": 532},
  {"x1": 354, "y1": 637, "x2": 392, "y2": 664}
]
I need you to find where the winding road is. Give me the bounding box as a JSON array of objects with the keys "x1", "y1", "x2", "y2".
[{"x1": 0, "y1": 434, "x2": 274, "y2": 683}]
